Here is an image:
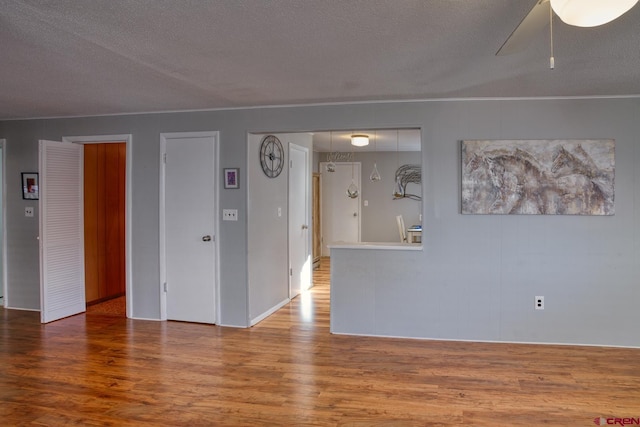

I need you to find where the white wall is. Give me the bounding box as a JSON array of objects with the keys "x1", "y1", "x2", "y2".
[{"x1": 1, "y1": 97, "x2": 639, "y2": 346}]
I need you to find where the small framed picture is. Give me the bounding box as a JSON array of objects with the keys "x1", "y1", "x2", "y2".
[
  {"x1": 224, "y1": 168, "x2": 239, "y2": 189},
  {"x1": 22, "y1": 172, "x2": 39, "y2": 200}
]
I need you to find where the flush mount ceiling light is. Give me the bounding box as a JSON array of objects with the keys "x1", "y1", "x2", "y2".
[
  {"x1": 351, "y1": 134, "x2": 369, "y2": 147},
  {"x1": 550, "y1": 0, "x2": 638, "y2": 27}
]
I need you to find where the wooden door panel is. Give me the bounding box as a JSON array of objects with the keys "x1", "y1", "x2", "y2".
[
  {"x1": 84, "y1": 142, "x2": 126, "y2": 304},
  {"x1": 84, "y1": 145, "x2": 100, "y2": 302},
  {"x1": 104, "y1": 144, "x2": 122, "y2": 297},
  {"x1": 118, "y1": 143, "x2": 126, "y2": 294},
  {"x1": 96, "y1": 144, "x2": 107, "y2": 299}
]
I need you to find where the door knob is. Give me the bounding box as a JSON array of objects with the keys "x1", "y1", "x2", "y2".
[
  {"x1": 353, "y1": 212, "x2": 357, "y2": 217},
  {"x1": 202, "y1": 235, "x2": 212, "y2": 242},
  {"x1": 301, "y1": 225, "x2": 308, "y2": 230}
]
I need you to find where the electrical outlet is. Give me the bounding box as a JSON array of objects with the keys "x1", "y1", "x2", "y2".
[
  {"x1": 25, "y1": 207, "x2": 34, "y2": 217},
  {"x1": 222, "y1": 209, "x2": 238, "y2": 221},
  {"x1": 535, "y1": 296, "x2": 544, "y2": 310}
]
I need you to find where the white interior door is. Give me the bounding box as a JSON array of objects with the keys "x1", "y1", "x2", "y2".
[
  {"x1": 161, "y1": 133, "x2": 217, "y2": 324},
  {"x1": 320, "y1": 162, "x2": 361, "y2": 256},
  {"x1": 289, "y1": 143, "x2": 310, "y2": 299},
  {"x1": 39, "y1": 140, "x2": 85, "y2": 323}
]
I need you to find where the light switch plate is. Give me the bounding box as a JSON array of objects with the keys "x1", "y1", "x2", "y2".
[{"x1": 25, "y1": 207, "x2": 34, "y2": 217}]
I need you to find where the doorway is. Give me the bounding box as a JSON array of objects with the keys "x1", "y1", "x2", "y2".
[
  {"x1": 247, "y1": 132, "x2": 313, "y2": 325},
  {"x1": 83, "y1": 142, "x2": 126, "y2": 315},
  {"x1": 62, "y1": 134, "x2": 134, "y2": 318},
  {"x1": 38, "y1": 137, "x2": 131, "y2": 323}
]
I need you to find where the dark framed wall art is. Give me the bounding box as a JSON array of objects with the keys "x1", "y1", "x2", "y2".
[
  {"x1": 224, "y1": 168, "x2": 239, "y2": 189},
  {"x1": 22, "y1": 172, "x2": 39, "y2": 200}
]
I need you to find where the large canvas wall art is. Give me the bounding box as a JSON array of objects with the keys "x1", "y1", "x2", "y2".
[{"x1": 461, "y1": 139, "x2": 615, "y2": 215}]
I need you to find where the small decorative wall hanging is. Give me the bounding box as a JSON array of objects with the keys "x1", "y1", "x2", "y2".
[
  {"x1": 346, "y1": 138, "x2": 359, "y2": 199},
  {"x1": 393, "y1": 165, "x2": 422, "y2": 200},
  {"x1": 461, "y1": 139, "x2": 615, "y2": 215},
  {"x1": 369, "y1": 130, "x2": 382, "y2": 182},
  {"x1": 22, "y1": 172, "x2": 39, "y2": 200},
  {"x1": 325, "y1": 152, "x2": 353, "y2": 163},
  {"x1": 326, "y1": 131, "x2": 336, "y2": 172},
  {"x1": 223, "y1": 168, "x2": 239, "y2": 189}
]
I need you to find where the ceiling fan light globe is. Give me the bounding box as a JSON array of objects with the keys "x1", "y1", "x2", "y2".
[{"x1": 550, "y1": 0, "x2": 639, "y2": 27}]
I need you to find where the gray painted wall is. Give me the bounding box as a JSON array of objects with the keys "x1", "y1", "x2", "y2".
[
  {"x1": 2, "y1": 97, "x2": 639, "y2": 346},
  {"x1": 247, "y1": 132, "x2": 312, "y2": 324},
  {"x1": 0, "y1": 143, "x2": 3, "y2": 302},
  {"x1": 332, "y1": 99, "x2": 640, "y2": 347}
]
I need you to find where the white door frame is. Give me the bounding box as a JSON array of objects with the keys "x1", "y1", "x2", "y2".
[
  {"x1": 159, "y1": 131, "x2": 220, "y2": 323},
  {"x1": 62, "y1": 134, "x2": 133, "y2": 318},
  {"x1": 0, "y1": 140, "x2": 5, "y2": 307}
]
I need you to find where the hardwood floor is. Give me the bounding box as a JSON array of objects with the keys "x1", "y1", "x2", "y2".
[
  {"x1": 2, "y1": 258, "x2": 639, "y2": 426},
  {"x1": 86, "y1": 295, "x2": 126, "y2": 317}
]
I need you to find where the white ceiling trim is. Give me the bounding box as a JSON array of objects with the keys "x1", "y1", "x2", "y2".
[{"x1": 4, "y1": 93, "x2": 640, "y2": 122}]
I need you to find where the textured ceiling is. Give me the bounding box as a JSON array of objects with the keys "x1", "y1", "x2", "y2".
[{"x1": 1, "y1": 0, "x2": 639, "y2": 120}]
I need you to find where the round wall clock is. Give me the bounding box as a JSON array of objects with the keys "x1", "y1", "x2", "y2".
[{"x1": 259, "y1": 135, "x2": 284, "y2": 178}]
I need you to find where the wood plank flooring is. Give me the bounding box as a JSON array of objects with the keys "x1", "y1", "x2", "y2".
[
  {"x1": 1, "y1": 258, "x2": 639, "y2": 426},
  {"x1": 86, "y1": 296, "x2": 126, "y2": 317}
]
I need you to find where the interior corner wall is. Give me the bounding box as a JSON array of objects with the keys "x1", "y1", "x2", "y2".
[
  {"x1": 247, "y1": 132, "x2": 313, "y2": 324},
  {"x1": 2, "y1": 97, "x2": 639, "y2": 345}
]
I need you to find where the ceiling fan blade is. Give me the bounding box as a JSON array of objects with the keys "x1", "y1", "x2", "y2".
[{"x1": 496, "y1": 0, "x2": 550, "y2": 56}]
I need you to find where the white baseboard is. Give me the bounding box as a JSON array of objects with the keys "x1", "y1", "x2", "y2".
[
  {"x1": 250, "y1": 298, "x2": 290, "y2": 326},
  {"x1": 329, "y1": 330, "x2": 640, "y2": 350},
  {"x1": 216, "y1": 322, "x2": 249, "y2": 328},
  {"x1": 3, "y1": 306, "x2": 39, "y2": 312}
]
